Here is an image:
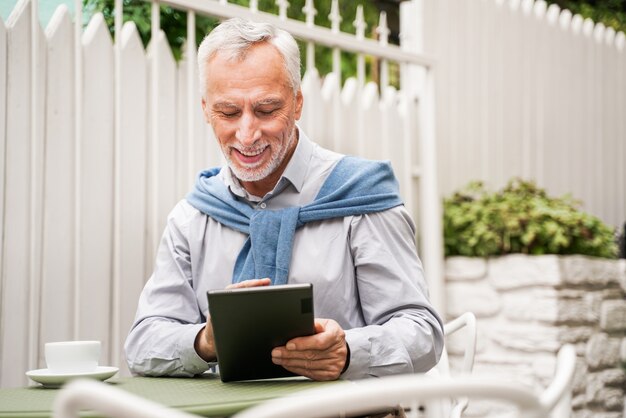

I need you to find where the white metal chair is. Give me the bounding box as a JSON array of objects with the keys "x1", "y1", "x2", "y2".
[
  {"x1": 53, "y1": 345, "x2": 575, "y2": 418},
  {"x1": 232, "y1": 344, "x2": 577, "y2": 418},
  {"x1": 52, "y1": 378, "x2": 197, "y2": 418}
]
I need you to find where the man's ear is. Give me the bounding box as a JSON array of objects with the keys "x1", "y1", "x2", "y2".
[
  {"x1": 201, "y1": 97, "x2": 211, "y2": 124},
  {"x1": 294, "y1": 89, "x2": 304, "y2": 121}
]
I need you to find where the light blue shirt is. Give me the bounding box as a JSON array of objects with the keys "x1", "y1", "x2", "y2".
[{"x1": 124, "y1": 129, "x2": 444, "y2": 380}]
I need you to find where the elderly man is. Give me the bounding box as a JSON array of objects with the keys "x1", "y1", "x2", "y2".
[{"x1": 125, "y1": 17, "x2": 443, "y2": 381}]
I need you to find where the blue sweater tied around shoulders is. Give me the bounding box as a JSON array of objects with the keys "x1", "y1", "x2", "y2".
[{"x1": 186, "y1": 156, "x2": 404, "y2": 285}]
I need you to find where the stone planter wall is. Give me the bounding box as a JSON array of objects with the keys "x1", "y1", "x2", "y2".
[{"x1": 445, "y1": 255, "x2": 626, "y2": 418}]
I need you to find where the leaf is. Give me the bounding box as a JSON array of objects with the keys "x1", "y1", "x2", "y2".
[{"x1": 443, "y1": 178, "x2": 617, "y2": 259}]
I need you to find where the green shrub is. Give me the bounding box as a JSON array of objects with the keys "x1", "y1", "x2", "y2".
[{"x1": 443, "y1": 179, "x2": 618, "y2": 258}]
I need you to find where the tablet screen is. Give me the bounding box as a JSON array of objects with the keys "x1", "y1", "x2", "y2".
[{"x1": 207, "y1": 283, "x2": 315, "y2": 382}]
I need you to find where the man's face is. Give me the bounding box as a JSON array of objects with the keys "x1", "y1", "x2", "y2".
[{"x1": 202, "y1": 42, "x2": 303, "y2": 187}]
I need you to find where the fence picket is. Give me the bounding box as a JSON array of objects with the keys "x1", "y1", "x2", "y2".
[
  {"x1": 300, "y1": 68, "x2": 325, "y2": 147},
  {"x1": 1, "y1": 0, "x2": 34, "y2": 388},
  {"x1": 617, "y1": 34, "x2": 626, "y2": 224},
  {"x1": 79, "y1": 12, "x2": 114, "y2": 363},
  {"x1": 39, "y1": 4, "x2": 75, "y2": 367},
  {"x1": 602, "y1": 28, "x2": 616, "y2": 225},
  {"x1": 149, "y1": 31, "x2": 178, "y2": 258},
  {"x1": 382, "y1": 87, "x2": 406, "y2": 195},
  {"x1": 339, "y1": 77, "x2": 359, "y2": 156},
  {"x1": 0, "y1": 18, "x2": 6, "y2": 363},
  {"x1": 116, "y1": 21, "x2": 148, "y2": 376},
  {"x1": 361, "y1": 81, "x2": 381, "y2": 161},
  {"x1": 321, "y1": 72, "x2": 341, "y2": 152}
]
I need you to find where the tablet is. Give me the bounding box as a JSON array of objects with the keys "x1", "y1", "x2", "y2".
[{"x1": 207, "y1": 283, "x2": 315, "y2": 382}]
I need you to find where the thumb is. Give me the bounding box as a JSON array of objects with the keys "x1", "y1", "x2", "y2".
[{"x1": 314, "y1": 320, "x2": 326, "y2": 334}]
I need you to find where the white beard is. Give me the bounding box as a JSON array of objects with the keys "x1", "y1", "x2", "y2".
[{"x1": 225, "y1": 128, "x2": 296, "y2": 182}]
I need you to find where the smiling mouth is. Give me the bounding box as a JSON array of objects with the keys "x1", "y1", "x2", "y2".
[
  {"x1": 232, "y1": 146, "x2": 269, "y2": 165},
  {"x1": 236, "y1": 147, "x2": 266, "y2": 157}
]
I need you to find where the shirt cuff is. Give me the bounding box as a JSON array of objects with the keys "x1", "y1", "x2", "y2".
[
  {"x1": 340, "y1": 329, "x2": 370, "y2": 380},
  {"x1": 178, "y1": 323, "x2": 212, "y2": 375}
]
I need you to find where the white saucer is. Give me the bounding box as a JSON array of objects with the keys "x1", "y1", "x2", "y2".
[{"x1": 26, "y1": 366, "x2": 119, "y2": 388}]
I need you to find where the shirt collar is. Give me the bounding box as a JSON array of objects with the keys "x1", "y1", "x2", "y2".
[
  {"x1": 281, "y1": 126, "x2": 313, "y2": 194},
  {"x1": 221, "y1": 125, "x2": 313, "y2": 200}
]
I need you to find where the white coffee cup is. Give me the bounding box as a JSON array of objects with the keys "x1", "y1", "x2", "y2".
[{"x1": 45, "y1": 341, "x2": 101, "y2": 374}]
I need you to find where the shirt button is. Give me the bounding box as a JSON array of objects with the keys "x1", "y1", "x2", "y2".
[{"x1": 259, "y1": 202, "x2": 267, "y2": 209}]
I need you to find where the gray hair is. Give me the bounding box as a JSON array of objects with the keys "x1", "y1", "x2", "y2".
[{"x1": 197, "y1": 18, "x2": 301, "y2": 96}]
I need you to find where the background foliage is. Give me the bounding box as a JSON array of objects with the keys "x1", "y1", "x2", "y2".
[
  {"x1": 547, "y1": 0, "x2": 626, "y2": 33},
  {"x1": 83, "y1": 0, "x2": 381, "y2": 80},
  {"x1": 443, "y1": 179, "x2": 618, "y2": 258}
]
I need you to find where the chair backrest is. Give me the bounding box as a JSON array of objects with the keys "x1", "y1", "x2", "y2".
[
  {"x1": 232, "y1": 344, "x2": 577, "y2": 418},
  {"x1": 442, "y1": 311, "x2": 477, "y2": 377},
  {"x1": 52, "y1": 379, "x2": 196, "y2": 418},
  {"x1": 540, "y1": 344, "x2": 577, "y2": 418},
  {"x1": 429, "y1": 311, "x2": 477, "y2": 418}
]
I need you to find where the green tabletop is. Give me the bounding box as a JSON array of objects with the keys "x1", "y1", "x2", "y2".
[{"x1": 0, "y1": 374, "x2": 335, "y2": 417}]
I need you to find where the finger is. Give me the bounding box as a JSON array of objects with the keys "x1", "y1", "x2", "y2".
[
  {"x1": 272, "y1": 347, "x2": 336, "y2": 362},
  {"x1": 272, "y1": 355, "x2": 342, "y2": 371},
  {"x1": 278, "y1": 360, "x2": 344, "y2": 381},
  {"x1": 285, "y1": 366, "x2": 341, "y2": 381},
  {"x1": 286, "y1": 322, "x2": 343, "y2": 352},
  {"x1": 225, "y1": 278, "x2": 271, "y2": 289}
]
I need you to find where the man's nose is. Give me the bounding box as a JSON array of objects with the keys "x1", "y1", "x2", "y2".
[{"x1": 235, "y1": 113, "x2": 261, "y2": 146}]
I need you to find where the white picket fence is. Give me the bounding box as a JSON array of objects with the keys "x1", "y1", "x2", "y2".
[
  {"x1": 0, "y1": 0, "x2": 441, "y2": 388},
  {"x1": 417, "y1": 0, "x2": 626, "y2": 227}
]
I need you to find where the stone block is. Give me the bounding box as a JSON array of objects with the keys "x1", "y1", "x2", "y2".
[
  {"x1": 446, "y1": 282, "x2": 501, "y2": 318},
  {"x1": 490, "y1": 323, "x2": 560, "y2": 353},
  {"x1": 599, "y1": 369, "x2": 626, "y2": 386},
  {"x1": 575, "y1": 413, "x2": 622, "y2": 418},
  {"x1": 471, "y1": 357, "x2": 539, "y2": 388},
  {"x1": 445, "y1": 256, "x2": 487, "y2": 281},
  {"x1": 583, "y1": 291, "x2": 603, "y2": 322},
  {"x1": 586, "y1": 333, "x2": 621, "y2": 370},
  {"x1": 488, "y1": 254, "x2": 561, "y2": 290},
  {"x1": 560, "y1": 256, "x2": 622, "y2": 286},
  {"x1": 572, "y1": 357, "x2": 588, "y2": 394},
  {"x1": 600, "y1": 300, "x2": 626, "y2": 332},
  {"x1": 558, "y1": 298, "x2": 597, "y2": 324},
  {"x1": 559, "y1": 326, "x2": 594, "y2": 344},
  {"x1": 501, "y1": 288, "x2": 558, "y2": 323},
  {"x1": 621, "y1": 338, "x2": 626, "y2": 363},
  {"x1": 601, "y1": 288, "x2": 625, "y2": 300},
  {"x1": 571, "y1": 394, "x2": 587, "y2": 409},
  {"x1": 586, "y1": 370, "x2": 626, "y2": 405},
  {"x1": 618, "y1": 259, "x2": 626, "y2": 293},
  {"x1": 600, "y1": 388, "x2": 624, "y2": 411}
]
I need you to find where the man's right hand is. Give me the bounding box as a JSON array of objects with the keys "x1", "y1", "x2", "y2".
[
  {"x1": 194, "y1": 320, "x2": 217, "y2": 362},
  {"x1": 194, "y1": 278, "x2": 272, "y2": 361}
]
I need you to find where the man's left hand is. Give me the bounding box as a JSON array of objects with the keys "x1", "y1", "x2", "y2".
[{"x1": 271, "y1": 318, "x2": 348, "y2": 381}]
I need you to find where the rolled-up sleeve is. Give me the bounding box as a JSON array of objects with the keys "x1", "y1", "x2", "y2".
[
  {"x1": 341, "y1": 206, "x2": 444, "y2": 380},
  {"x1": 124, "y1": 202, "x2": 210, "y2": 377}
]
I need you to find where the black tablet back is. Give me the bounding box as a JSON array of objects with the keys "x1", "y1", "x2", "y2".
[{"x1": 207, "y1": 283, "x2": 315, "y2": 382}]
